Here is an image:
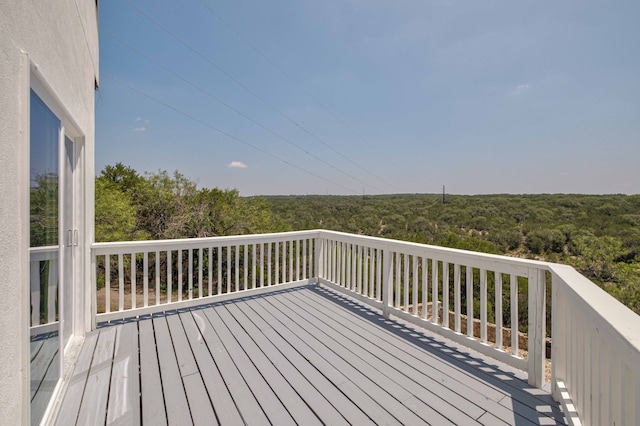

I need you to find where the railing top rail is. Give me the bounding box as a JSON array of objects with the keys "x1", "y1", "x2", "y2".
[
  {"x1": 317, "y1": 229, "x2": 552, "y2": 274},
  {"x1": 549, "y1": 263, "x2": 640, "y2": 373},
  {"x1": 91, "y1": 230, "x2": 322, "y2": 254}
]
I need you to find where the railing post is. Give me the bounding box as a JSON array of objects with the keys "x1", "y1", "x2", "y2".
[
  {"x1": 528, "y1": 267, "x2": 546, "y2": 388},
  {"x1": 315, "y1": 237, "x2": 324, "y2": 284},
  {"x1": 382, "y1": 247, "x2": 393, "y2": 319},
  {"x1": 551, "y1": 272, "x2": 565, "y2": 402}
]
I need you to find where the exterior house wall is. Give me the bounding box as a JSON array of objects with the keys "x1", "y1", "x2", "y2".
[{"x1": 0, "y1": 1, "x2": 98, "y2": 424}]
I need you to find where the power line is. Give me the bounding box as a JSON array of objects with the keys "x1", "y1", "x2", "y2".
[
  {"x1": 196, "y1": 0, "x2": 413, "y2": 189},
  {"x1": 121, "y1": 0, "x2": 393, "y2": 193},
  {"x1": 105, "y1": 30, "x2": 380, "y2": 192},
  {"x1": 104, "y1": 73, "x2": 360, "y2": 195}
]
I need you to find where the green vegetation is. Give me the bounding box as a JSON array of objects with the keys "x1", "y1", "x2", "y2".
[{"x1": 95, "y1": 163, "x2": 640, "y2": 315}]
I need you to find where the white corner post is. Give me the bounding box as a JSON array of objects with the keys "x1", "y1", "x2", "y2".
[
  {"x1": 315, "y1": 236, "x2": 324, "y2": 284},
  {"x1": 382, "y1": 247, "x2": 393, "y2": 319},
  {"x1": 528, "y1": 267, "x2": 546, "y2": 387}
]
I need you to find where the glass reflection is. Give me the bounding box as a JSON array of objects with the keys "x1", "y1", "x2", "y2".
[{"x1": 30, "y1": 89, "x2": 60, "y2": 425}]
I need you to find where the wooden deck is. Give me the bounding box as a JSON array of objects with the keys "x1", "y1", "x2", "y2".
[{"x1": 54, "y1": 284, "x2": 565, "y2": 425}]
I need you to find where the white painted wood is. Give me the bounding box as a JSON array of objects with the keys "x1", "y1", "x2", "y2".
[
  {"x1": 495, "y1": 272, "x2": 503, "y2": 350},
  {"x1": 275, "y1": 241, "x2": 280, "y2": 285},
  {"x1": 422, "y1": 257, "x2": 428, "y2": 321},
  {"x1": 403, "y1": 253, "x2": 409, "y2": 312},
  {"x1": 412, "y1": 256, "x2": 418, "y2": 316},
  {"x1": 510, "y1": 273, "x2": 518, "y2": 355},
  {"x1": 454, "y1": 263, "x2": 460, "y2": 332},
  {"x1": 235, "y1": 245, "x2": 239, "y2": 292},
  {"x1": 200, "y1": 247, "x2": 205, "y2": 297},
  {"x1": 395, "y1": 253, "x2": 401, "y2": 309},
  {"x1": 167, "y1": 250, "x2": 173, "y2": 303},
  {"x1": 89, "y1": 228, "x2": 640, "y2": 426},
  {"x1": 178, "y1": 249, "x2": 183, "y2": 302},
  {"x1": 188, "y1": 248, "x2": 193, "y2": 299},
  {"x1": 432, "y1": 259, "x2": 439, "y2": 324},
  {"x1": 252, "y1": 244, "x2": 257, "y2": 289},
  {"x1": 143, "y1": 251, "x2": 149, "y2": 307},
  {"x1": 76, "y1": 326, "x2": 117, "y2": 425},
  {"x1": 105, "y1": 256, "x2": 111, "y2": 314},
  {"x1": 156, "y1": 251, "x2": 161, "y2": 305},
  {"x1": 216, "y1": 247, "x2": 221, "y2": 295},
  {"x1": 480, "y1": 268, "x2": 487, "y2": 343},
  {"x1": 130, "y1": 252, "x2": 138, "y2": 309},
  {"x1": 243, "y1": 245, "x2": 248, "y2": 291},
  {"x1": 442, "y1": 262, "x2": 449, "y2": 329},
  {"x1": 208, "y1": 247, "x2": 213, "y2": 296},
  {"x1": 527, "y1": 267, "x2": 545, "y2": 388},
  {"x1": 121, "y1": 254, "x2": 127, "y2": 311},
  {"x1": 267, "y1": 243, "x2": 272, "y2": 287},
  {"x1": 466, "y1": 265, "x2": 473, "y2": 338}
]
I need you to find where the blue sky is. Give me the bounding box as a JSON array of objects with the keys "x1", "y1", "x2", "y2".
[{"x1": 97, "y1": 0, "x2": 640, "y2": 195}]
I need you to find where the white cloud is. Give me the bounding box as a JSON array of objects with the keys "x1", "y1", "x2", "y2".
[
  {"x1": 133, "y1": 117, "x2": 150, "y2": 131},
  {"x1": 511, "y1": 83, "x2": 531, "y2": 96},
  {"x1": 228, "y1": 161, "x2": 248, "y2": 169}
]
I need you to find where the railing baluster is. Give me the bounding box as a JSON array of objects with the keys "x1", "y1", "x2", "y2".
[
  {"x1": 296, "y1": 240, "x2": 300, "y2": 281},
  {"x1": 395, "y1": 253, "x2": 400, "y2": 309},
  {"x1": 208, "y1": 247, "x2": 213, "y2": 297},
  {"x1": 422, "y1": 256, "x2": 428, "y2": 320},
  {"x1": 259, "y1": 244, "x2": 264, "y2": 288},
  {"x1": 217, "y1": 247, "x2": 221, "y2": 295},
  {"x1": 178, "y1": 250, "x2": 183, "y2": 302},
  {"x1": 412, "y1": 255, "x2": 418, "y2": 316},
  {"x1": 454, "y1": 264, "x2": 461, "y2": 332},
  {"x1": 226, "y1": 246, "x2": 231, "y2": 293},
  {"x1": 143, "y1": 251, "x2": 149, "y2": 308},
  {"x1": 274, "y1": 242, "x2": 279, "y2": 286},
  {"x1": 118, "y1": 254, "x2": 124, "y2": 311},
  {"x1": 131, "y1": 253, "x2": 138, "y2": 309},
  {"x1": 252, "y1": 244, "x2": 257, "y2": 288},
  {"x1": 432, "y1": 259, "x2": 439, "y2": 324},
  {"x1": 244, "y1": 244, "x2": 248, "y2": 290},
  {"x1": 442, "y1": 262, "x2": 449, "y2": 329},
  {"x1": 363, "y1": 247, "x2": 369, "y2": 297},
  {"x1": 156, "y1": 251, "x2": 161, "y2": 305},
  {"x1": 121, "y1": 253, "x2": 126, "y2": 312},
  {"x1": 289, "y1": 240, "x2": 294, "y2": 282},
  {"x1": 105, "y1": 255, "x2": 111, "y2": 314},
  {"x1": 199, "y1": 248, "x2": 204, "y2": 298},
  {"x1": 376, "y1": 249, "x2": 382, "y2": 301},
  {"x1": 235, "y1": 245, "x2": 240, "y2": 292},
  {"x1": 466, "y1": 265, "x2": 473, "y2": 338},
  {"x1": 403, "y1": 253, "x2": 409, "y2": 312},
  {"x1": 284, "y1": 241, "x2": 289, "y2": 283},
  {"x1": 510, "y1": 274, "x2": 518, "y2": 355},
  {"x1": 267, "y1": 243, "x2": 272, "y2": 287},
  {"x1": 495, "y1": 272, "x2": 503, "y2": 350},
  {"x1": 480, "y1": 269, "x2": 487, "y2": 343},
  {"x1": 167, "y1": 250, "x2": 172, "y2": 303},
  {"x1": 303, "y1": 239, "x2": 307, "y2": 280}
]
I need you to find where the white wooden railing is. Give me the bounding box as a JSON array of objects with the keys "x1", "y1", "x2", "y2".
[
  {"x1": 91, "y1": 229, "x2": 640, "y2": 425},
  {"x1": 92, "y1": 231, "x2": 316, "y2": 323},
  {"x1": 30, "y1": 246, "x2": 59, "y2": 334}
]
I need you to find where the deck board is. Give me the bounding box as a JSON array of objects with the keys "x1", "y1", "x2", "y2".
[
  {"x1": 76, "y1": 326, "x2": 117, "y2": 425},
  {"x1": 139, "y1": 318, "x2": 167, "y2": 425},
  {"x1": 55, "y1": 284, "x2": 565, "y2": 425},
  {"x1": 107, "y1": 321, "x2": 140, "y2": 425}
]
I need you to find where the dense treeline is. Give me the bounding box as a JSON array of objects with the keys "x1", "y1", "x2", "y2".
[
  {"x1": 265, "y1": 193, "x2": 640, "y2": 314},
  {"x1": 96, "y1": 163, "x2": 640, "y2": 315}
]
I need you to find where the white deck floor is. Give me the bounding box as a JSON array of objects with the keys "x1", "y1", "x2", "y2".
[{"x1": 54, "y1": 284, "x2": 565, "y2": 425}]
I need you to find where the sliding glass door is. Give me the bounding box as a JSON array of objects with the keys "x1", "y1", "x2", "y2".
[{"x1": 29, "y1": 89, "x2": 77, "y2": 425}]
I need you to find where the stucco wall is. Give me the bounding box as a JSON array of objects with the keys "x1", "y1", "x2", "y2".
[{"x1": 0, "y1": 1, "x2": 98, "y2": 424}]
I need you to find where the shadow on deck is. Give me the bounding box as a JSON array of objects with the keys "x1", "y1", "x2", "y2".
[{"x1": 54, "y1": 284, "x2": 565, "y2": 425}]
